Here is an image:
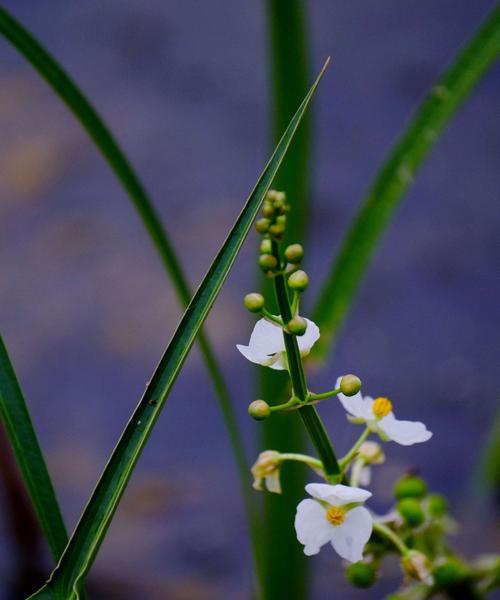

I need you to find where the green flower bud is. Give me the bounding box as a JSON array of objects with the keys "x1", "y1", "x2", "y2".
[
  {"x1": 255, "y1": 218, "x2": 270, "y2": 234},
  {"x1": 339, "y1": 374, "x2": 362, "y2": 396},
  {"x1": 427, "y1": 493, "x2": 448, "y2": 517},
  {"x1": 243, "y1": 293, "x2": 264, "y2": 313},
  {"x1": 258, "y1": 254, "x2": 278, "y2": 273},
  {"x1": 276, "y1": 215, "x2": 287, "y2": 225},
  {"x1": 394, "y1": 475, "x2": 428, "y2": 500},
  {"x1": 259, "y1": 239, "x2": 272, "y2": 254},
  {"x1": 287, "y1": 316, "x2": 307, "y2": 336},
  {"x1": 248, "y1": 399, "x2": 271, "y2": 420},
  {"x1": 398, "y1": 498, "x2": 425, "y2": 527},
  {"x1": 288, "y1": 270, "x2": 309, "y2": 292},
  {"x1": 433, "y1": 558, "x2": 469, "y2": 588},
  {"x1": 345, "y1": 562, "x2": 376, "y2": 588},
  {"x1": 262, "y1": 202, "x2": 274, "y2": 218},
  {"x1": 284, "y1": 243, "x2": 304, "y2": 264},
  {"x1": 269, "y1": 223, "x2": 285, "y2": 239}
]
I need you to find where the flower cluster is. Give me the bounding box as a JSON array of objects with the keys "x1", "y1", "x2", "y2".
[{"x1": 236, "y1": 190, "x2": 499, "y2": 597}]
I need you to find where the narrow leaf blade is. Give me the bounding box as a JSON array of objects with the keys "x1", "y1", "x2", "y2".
[
  {"x1": 29, "y1": 59, "x2": 329, "y2": 599},
  {"x1": 311, "y1": 6, "x2": 500, "y2": 357}
]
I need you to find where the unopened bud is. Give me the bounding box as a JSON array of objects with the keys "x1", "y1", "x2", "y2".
[
  {"x1": 288, "y1": 270, "x2": 309, "y2": 292},
  {"x1": 262, "y1": 202, "x2": 274, "y2": 218},
  {"x1": 394, "y1": 475, "x2": 427, "y2": 500},
  {"x1": 248, "y1": 400, "x2": 271, "y2": 420},
  {"x1": 244, "y1": 293, "x2": 264, "y2": 313},
  {"x1": 339, "y1": 374, "x2": 362, "y2": 396},
  {"x1": 269, "y1": 223, "x2": 285, "y2": 239},
  {"x1": 427, "y1": 494, "x2": 448, "y2": 517},
  {"x1": 284, "y1": 243, "x2": 304, "y2": 264},
  {"x1": 345, "y1": 562, "x2": 376, "y2": 588},
  {"x1": 259, "y1": 239, "x2": 272, "y2": 254},
  {"x1": 398, "y1": 498, "x2": 425, "y2": 527},
  {"x1": 402, "y1": 551, "x2": 433, "y2": 584},
  {"x1": 255, "y1": 218, "x2": 270, "y2": 234},
  {"x1": 287, "y1": 316, "x2": 307, "y2": 336},
  {"x1": 258, "y1": 254, "x2": 278, "y2": 273},
  {"x1": 433, "y1": 558, "x2": 469, "y2": 588},
  {"x1": 359, "y1": 441, "x2": 385, "y2": 464}
]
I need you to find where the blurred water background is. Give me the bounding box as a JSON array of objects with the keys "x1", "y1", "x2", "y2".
[{"x1": 0, "y1": 1, "x2": 498, "y2": 598}]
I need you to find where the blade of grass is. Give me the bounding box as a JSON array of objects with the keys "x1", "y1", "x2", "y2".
[
  {"x1": 28, "y1": 60, "x2": 329, "y2": 599},
  {"x1": 311, "y1": 5, "x2": 500, "y2": 358},
  {"x1": 0, "y1": 4, "x2": 259, "y2": 581},
  {"x1": 0, "y1": 335, "x2": 68, "y2": 561},
  {"x1": 260, "y1": 1, "x2": 312, "y2": 598}
]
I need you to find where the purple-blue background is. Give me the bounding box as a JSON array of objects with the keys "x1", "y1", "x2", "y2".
[{"x1": 0, "y1": 1, "x2": 498, "y2": 598}]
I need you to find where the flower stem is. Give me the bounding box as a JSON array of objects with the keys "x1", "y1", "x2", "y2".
[
  {"x1": 261, "y1": 308, "x2": 284, "y2": 326},
  {"x1": 279, "y1": 453, "x2": 323, "y2": 471},
  {"x1": 339, "y1": 427, "x2": 370, "y2": 470},
  {"x1": 271, "y1": 240, "x2": 340, "y2": 478},
  {"x1": 269, "y1": 397, "x2": 300, "y2": 412},
  {"x1": 373, "y1": 521, "x2": 409, "y2": 556},
  {"x1": 308, "y1": 387, "x2": 341, "y2": 401}
]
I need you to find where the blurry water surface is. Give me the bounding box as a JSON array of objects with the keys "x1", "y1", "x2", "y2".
[{"x1": 0, "y1": 1, "x2": 498, "y2": 598}]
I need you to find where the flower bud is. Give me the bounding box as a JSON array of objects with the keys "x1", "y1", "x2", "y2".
[
  {"x1": 284, "y1": 243, "x2": 304, "y2": 264},
  {"x1": 401, "y1": 551, "x2": 433, "y2": 584},
  {"x1": 339, "y1": 374, "x2": 362, "y2": 396},
  {"x1": 259, "y1": 239, "x2": 272, "y2": 254},
  {"x1": 398, "y1": 498, "x2": 425, "y2": 527},
  {"x1": 345, "y1": 562, "x2": 376, "y2": 588},
  {"x1": 359, "y1": 441, "x2": 385, "y2": 464},
  {"x1": 255, "y1": 218, "x2": 270, "y2": 234},
  {"x1": 251, "y1": 450, "x2": 281, "y2": 493},
  {"x1": 288, "y1": 270, "x2": 309, "y2": 292},
  {"x1": 287, "y1": 316, "x2": 307, "y2": 336},
  {"x1": 427, "y1": 493, "x2": 448, "y2": 517},
  {"x1": 394, "y1": 475, "x2": 427, "y2": 500},
  {"x1": 262, "y1": 201, "x2": 274, "y2": 218},
  {"x1": 258, "y1": 254, "x2": 278, "y2": 273},
  {"x1": 269, "y1": 223, "x2": 285, "y2": 239},
  {"x1": 243, "y1": 293, "x2": 265, "y2": 313},
  {"x1": 248, "y1": 400, "x2": 271, "y2": 420},
  {"x1": 433, "y1": 558, "x2": 469, "y2": 588}
]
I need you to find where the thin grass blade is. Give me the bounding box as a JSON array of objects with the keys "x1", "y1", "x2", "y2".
[
  {"x1": 28, "y1": 59, "x2": 329, "y2": 599},
  {"x1": 311, "y1": 6, "x2": 500, "y2": 357},
  {"x1": 0, "y1": 336, "x2": 68, "y2": 561}
]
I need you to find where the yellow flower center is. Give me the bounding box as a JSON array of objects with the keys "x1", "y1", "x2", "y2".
[
  {"x1": 372, "y1": 397, "x2": 393, "y2": 419},
  {"x1": 325, "y1": 506, "x2": 346, "y2": 526}
]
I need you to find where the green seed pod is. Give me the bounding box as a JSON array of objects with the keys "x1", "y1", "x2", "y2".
[
  {"x1": 398, "y1": 498, "x2": 425, "y2": 527},
  {"x1": 262, "y1": 201, "x2": 275, "y2": 218},
  {"x1": 345, "y1": 562, "x2": 376, "y2": 588},
  {"x1": 427, "y1": 493, "x2": 448, "y2": 517},
  {"x1": 339, "y1": 374, "x2": 362, "y2": 396},
  {"x1": 248, "y1": 399, "x2": 271, "y2": 420},
  {"x1": 433, "y1": 558, "x2": 469, "y2": 588},
  {"x1": 255, "y1": 218, "x2": 270, "y2": 234},
  {"x1": 243, "y1": 293, "x2": 264, "y2": 313},
  {"x1": 259, "y1": 239, "x2": 272, "y2": 254},
  {"x1": 288, "y1": 270, "x2": 309, "y2": 292},
  {"x1": 258, "y1": 254, "x2": 278, "y2": 273},
  {"x1": 394, "y1": 476, "x2": 428, "y2": 500},
  {"x1": 287, "y1": 316, "x2": 307, "y2": 336},
  {"x1": 284, "y1": 243, "x2": 304, "y2": 264}
]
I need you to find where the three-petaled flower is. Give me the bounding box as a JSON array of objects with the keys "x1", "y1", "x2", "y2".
[
  {"x1": 295, "y1": 483, "x2": 373, "y2": 562},
  {"x1": 237, "y1": 318, "x2": 320, "y2": 370},
  {"x1": 336, "y1": 378, "x2": 432, "y2": 446}
]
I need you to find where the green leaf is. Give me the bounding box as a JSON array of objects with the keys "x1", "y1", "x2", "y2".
[
  {"x1": 311, "y1": 5, "x2": 500, "y2": 358},
  {"x1": 260, "y1": 1, "x2": 312, "y2": 597},
  {"x1": 28, "y1": 59, "x2": 329, "y2": 599},
  {"x1": 0, "y1": 5, "x2": 258, "y2": 580},
  {"x1": 0, "y1": 336, "x2": 68, "y2": 561}
]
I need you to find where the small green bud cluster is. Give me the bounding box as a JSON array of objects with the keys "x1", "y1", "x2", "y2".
[{"x1": 255, "y1": 190, "x2": 290, "y2": 243}]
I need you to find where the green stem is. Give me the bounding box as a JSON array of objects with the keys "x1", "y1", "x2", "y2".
[
  {"x1": 271, "y1": 241, "x2": 340, "y2": 477},
  {"x1": 349, "y1": 458, "x2": 365, "y2": 487},
  {"x1": 279, "y1": 453, "x2": 323, "y2": 471},
  {"x1": 339, "y1": 427, "x2": 371, "y2": 470},
  {"x1": 373, "y1": 521, "x2": 409, "y2": 555},
  {"x1": 261, "y1": 308, "x2": 284, "y2": 326},
  {"x1": 269, "y1": 396, "x2": 300, "y2": 412},
  {"x1": 308, "y1": 387, "x2": 341, "y2": 401}
]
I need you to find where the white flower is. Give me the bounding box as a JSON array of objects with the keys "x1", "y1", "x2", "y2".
[
  {"x1": 237, "y1": 318, "x2": 320, "y2": 370},
  {"x1": 336, "y1": 378, "x2": 432, "y2": 446},
  {"x1": 295, "y1": 483, "x2": 373, "y2": 562},
  {"x1": 251, "y1": 451, "x2": 281, "y2": 493}
]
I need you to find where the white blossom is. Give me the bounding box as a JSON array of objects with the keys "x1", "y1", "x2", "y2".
[
  {"x1": 336, "y1": 378, "x2": 432, "y2": 446},
  {"x1": 295, "y1": 483, "x2": 373, "y2": 562},
  {"x1": 237, "y1": 318, "x2": 320, "y2": 370}
]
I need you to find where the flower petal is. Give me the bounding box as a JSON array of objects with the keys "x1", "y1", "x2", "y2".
[
  {"x1": 335, "y1": 377, "x2": 374, "y2": 420},
  {"x1": 330, "y1": 506, "x2": 373, "y2": 563},
  {"x1": 294, "y1": 499, "x2": 332, "y2": 556},
  {"x1": 265, "y1": 473, "x2": 282, "y2": 494},
  {"x1": 305, "y1": 483, "x2": 372, "y2": 506},
  {"x1": 236, "y1": 319, "x2": 286, "y2": 367},
  {"x1": 378, "y1": 414, "x2": 432, "y2": 446},
  {"x1": 297, "y1": 319, "x2": 320, "y2": 355}
]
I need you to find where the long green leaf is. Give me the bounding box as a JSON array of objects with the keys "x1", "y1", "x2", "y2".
[
  {"x1": 28, "y1": 60, "x2": 329, "y2": 599},
  {"x1": 311, "y1": 5, "x2": 500, "y2": 357},
  {"x1": 0, "y1": 336, "x2": 68, "y2": 560},
  {"x1": 0, "y1": 4, "x2": 260, "y2": 579},
  {"x1": 261, "y1": 1, "x2": 312, "y2": 598}
]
